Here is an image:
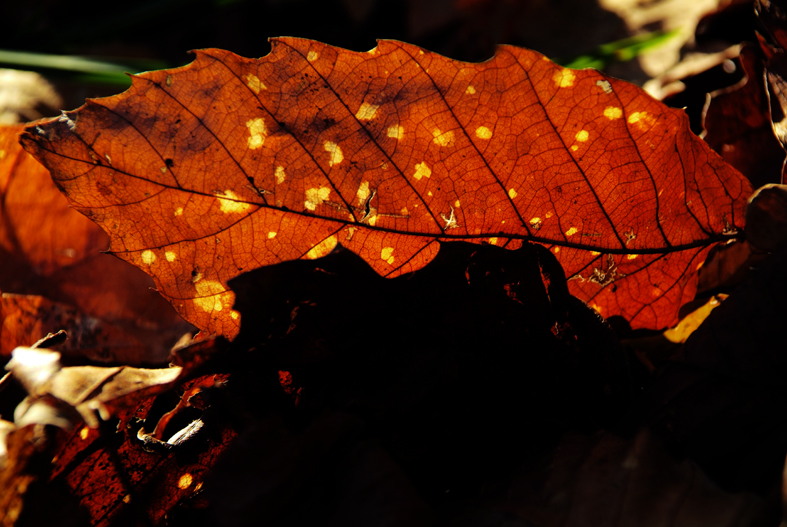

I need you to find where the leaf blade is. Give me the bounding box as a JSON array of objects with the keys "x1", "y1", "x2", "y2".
[{"x1": 21, "y1": 38, "x2": 752, "y2": 336}]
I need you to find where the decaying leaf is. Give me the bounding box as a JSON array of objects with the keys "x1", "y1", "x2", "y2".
[
  {"x1": 701, "y1": 45, "x2": 784, "y2": 189},
  {"x1": 20, "y1": 38, "x2": 751, "y2": 337},
  {"x1": 6, "y1": 347, "x2": 182, "y2": 428}
]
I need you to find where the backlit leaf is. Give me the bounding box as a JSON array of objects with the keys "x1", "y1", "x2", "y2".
[{"x1": 20, "y1": 39, "x2": 752, "y2": 336}]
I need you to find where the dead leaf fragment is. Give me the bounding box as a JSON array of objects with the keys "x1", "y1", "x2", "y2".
[{"x1": 7, "y1": 347, "x2": 182, "y2": 429}]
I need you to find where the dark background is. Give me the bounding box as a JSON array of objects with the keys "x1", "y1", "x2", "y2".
[{"x1": 1, "y1": 0, "x2": 651, "y2": 110}]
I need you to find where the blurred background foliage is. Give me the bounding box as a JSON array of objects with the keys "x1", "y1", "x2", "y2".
[{"x1": 0, "y1": 0, "x2": 757, "y2": 120}]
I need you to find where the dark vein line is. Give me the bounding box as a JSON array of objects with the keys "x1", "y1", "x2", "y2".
[
  {"x1": 135, "y1": 74, "x2": 269, "y2": 206},
  {"x1": 89, "y1": 101, "x2": 184, "y2": 190},
  {"x1": 675, "y1": 142, "x2": 712, "y2": 237},
  {"x1": 608, "y1": 75, "x2": 671, "y2": 246},
  {"x1": 519, "y1": 59, "x2": 626, "y2": 249},
  {"x1": 404, "y1": 44, "x2": 532, "y2": 236},
  {"x1": 271, "y1": 43, "x2": 443, "y2": 231},
  {"x1": 204, "y1": 54, "x2": 360, "y2": 220},
  {"x1": 28, "y1": 127, "x2": 736, "y2": 255},
  {"x1": 383, "y1": 239, "x2": 436, "y2": 277},
  {"x1": 295, "y1": 226, "x2": 344, "y2": 260}
]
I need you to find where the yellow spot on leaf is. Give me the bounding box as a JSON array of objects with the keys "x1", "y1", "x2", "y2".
[
  {"x1": 306, "y1": 235, "x2": 338, "y2": 259},
  {"x1": 626, "y1": 254, "x2": 638, "y2": 260},
  {"x1": 413, "y1": 162, "x2": 431, "y2": 181},
  {"x1": 246, "y1": 118, "x2": 267, "y2": 149},
  {"x1": 553, "y1": 247, "x2": 560, "y2": 253},
  {"x1": 571, "y1": 145, "x2": 579, "y2": 152},
  {"x1": 553, "y1": 68, "x2": 575, "y2": 88},
  {"x1": 508, "y1": 188, "x2": 518, "y2": 199},
  {"x1": 356, "y1": 181, "x2": 370, "y2": 203},
  {"x1": 575, "y1": 130, "x2": 589, "y2": 142},
  {"x1": 596, "y1": 80, "x2": 612, "y2": 94},
  {"x1": 475, "y1": 126, "x2": 492, "y2": 139},
  {"x1": 565, "y1": 227, "x2": 578, "y2": 237},
  {"x1": 231, "y1": 310, "x2": 240, "y2": 320},
  {"x1": 427, "y1": 191, "x2": 433, "y2": 197},
  {"x1": 381, "y1": 246, "x2": 395, "y2": 265},
  {"x1": 307, "y1": 51, "x2": 318, "y2": 62},
  {"x1": 355, "y1": 102, "x2": 379, "y2": 121},
  {"x1": 177, "y1": 473, "x2": 193, "y2": 489},
  {"x1": 216, "y1": 190, "x2": 252, "y2": 214},
  {"x1": 590, "y1": 303, "x2": 603, "y2": 314},
  {"x1": 191, "y1": 280, "x2": 234, "y2": 314},
  {"x1": 454, "y1": 200, "x2": 461, "y2": 208},
  {"x1": 80, "y1": 427, "x2": 89, "y2": 440},
  {"x1": 0, "y1": 150, "x2": 6, "y2": 160},
  {"x1": 604, "y1": 107, "x2": 622, "y2": 120},
  {"x1": 545, "y1": 211, "x2": 553, "y2": 219},
  {"x1": 628, "y1": 111, "x2": 656, "y2": 130},
  {"x1": 166, "y1": 75, "x2": 172, "y2": 87},
  {"x1": 244, "y1": 74, "x2": 265, "y2": 94},
  {"x1": 175, "y1": 207, "x2": 183, "y2": 216},
  {"x1": 141, "y1": 250, "x2": 156, "y2": 265},
  {"x1": 400, "y1": 206, "x2": 409, "y2": 215},
  {"x1": 489, "y1": 237, "x2": 498, "y2": 245},
  {"x1": 275, "y1": 166, "x2": 286, "y2": 184},
  {"x1": 530, "y1": 217, "x2": 541, "y2": 226},
  {"x1": 268, "y1": 231, "x2": 277, "y2": 239},
  {"x1": 387, "y1": 125, "x2": 404, "y2": 140},
  {"x1": 305, "y1": 186, "x2": 331, "y2": 211},
  {"x1": 165, "y1": 251, "x2": 177, "y2": 262},
  {"x1": 324, "y1": 141, "x2": 343, "y2": 166},
  {"x1": 591, "y1": 251, "x2": 601, "y2": 256},
  {"x1": 160, "y1": 166, "x2": 167, "y2": 174},
  {"x1": 432, "y1": 128, "x2": 455, "y2": 147},
  {"x1": 466, "y1": 85, "x2": 476, "y2": 95}
]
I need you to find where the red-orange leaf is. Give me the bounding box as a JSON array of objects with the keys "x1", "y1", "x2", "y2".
[{"x1": 20, "y1": 39, "x2": 752, "y2": 337}]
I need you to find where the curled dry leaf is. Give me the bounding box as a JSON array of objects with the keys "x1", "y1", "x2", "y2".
[
  {"x1": 701, "y1": 45, "x2": 784, "y2": 189},
  {"x1": 20, "y1": 39, "x2": 752, "y2": 336},
  {"x1": 6, "y1": 347, "x2": 182, "y2": 429}
]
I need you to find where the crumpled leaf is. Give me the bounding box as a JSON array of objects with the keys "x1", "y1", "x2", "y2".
[
  {"x1": 701, "y1": 45, "x2": 784, "y2": 189},
  {"x1": 6, "y1": 347, "x2": 182, "y2": 428},
  {"x1": 45, "y1": 371, "x2": 236, "y2": 527},
  {"x1": 20, "y1": 38, "x2": 752, "y2": 337}
]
